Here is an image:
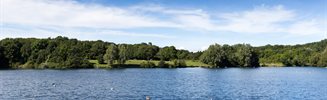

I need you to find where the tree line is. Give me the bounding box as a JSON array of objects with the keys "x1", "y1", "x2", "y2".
[
  {"x1": 200, "y1": 44, "x2": 259, "y2": 68},
  {"x1": 256, "y1": 39, "x2": 327, "y2": 67},
  {"x1": 0, "y1": 36, "x2": 201, "y2": 69},
  {"x1": 0, "y1": 36, "x2": 326, "y2": 69}
]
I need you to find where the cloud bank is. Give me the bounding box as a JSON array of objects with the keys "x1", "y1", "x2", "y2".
[{"x1": 0, "y1": 0, "x2": 326, "y2": 50}]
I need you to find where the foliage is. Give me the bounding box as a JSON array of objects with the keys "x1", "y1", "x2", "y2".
[
  {"x1": 97, "y1": 54, "x2": 104, "y2": 64},
  {"x1": 134, "y1": 43, "x2": 159, "y2": 60},
  {"x1": 172, "y1": 59, "x2": 187, "y2": 68},
  {"x1": 0, "y1": 36, "x2": 326, "y2": 69},
  {"x1": 103, "y1": 44, "x2": 118, "y2": 66},
  {"x1": 118, "y1": 44, "x2": 128, "y2": 64},
  {"x1": 140, "y1": 61, "x2": 156, "y2": 68},
  {"x1": 256, "y1": 39, "x2": 327, "y2": 67},
  {"x1": 200, "y1": 44, "x2": 259, "y2": 68},
  {"x1": 317, "y1": 47, "x2": 327, "y2": 67},
  {"x1": 234, "y1": 44, "x2": 259, "y2": 67},
  {"x1": 158, "y1": 60, "x2": 169, "y2": 68},
  {"x1": 0, "y1": 46, "x2": 10, "y2": 69},
  {"x1": 157, "y1": 46, "x2": 177, "y2": 61}
]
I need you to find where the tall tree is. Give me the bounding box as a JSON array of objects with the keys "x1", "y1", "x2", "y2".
[
  {"x1": 118, "y1": 44, "x2": 128, "y2": 64},
  {"x1": 0, "y1": 39, "x2": 22, "y2": 67},
  {"x1": 157, "y1": 46, "x2": 177, "y2": 61},
  {"x1": 103, "y1": 44, "x2": 118, "y2": 66},
  {"x1": 0, "y1": 46, "x2": 9, "y2": 69},
  {"x1": 177, "y1": 50, "x2": 190, "y2": 59},
  {"x1": 235, "y1": 44, "x2": 259, "y2": 67},
  {"x1": 317, "y1": 47, "x2": 327, "y2": 67},
  {"x1": 89, "y1": 41, "x2": 106, "y2": 59},
  {"x1": 200, "y1": 44, "x2": 226, "y2": 68}
]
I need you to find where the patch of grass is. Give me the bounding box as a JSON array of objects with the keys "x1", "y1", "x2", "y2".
[
  {"x1": 260, "y1": 63, "x2": 284, "y2": 67},
  {"x1": 185, "y1": 60, "x2": 211, "y2": 67},
  {"x1": 89, "y1": 60, "x2": 108, "y2": 68}
]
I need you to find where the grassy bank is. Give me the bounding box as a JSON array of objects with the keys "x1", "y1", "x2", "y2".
[
  {"x1": 260, "y1": 63, "x2": 284, "y2": 67},
  {"x1": 89, "y1": 60, "x2": 211, "y2": 68}
]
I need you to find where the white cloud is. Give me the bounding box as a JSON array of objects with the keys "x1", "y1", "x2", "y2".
[
  {"x1": 130, "y1": 4, "x2": 216, "y2": 31},
  {"x1": 130, "y1": 4, "x2": 325, "y2": 35},
  {"x1": 1, "y1": 0, "x2": 325, "y2": 40},
  {"x1": 0, "y1": 25, "x2": 175, "y2": 40},
  {"x1": 174, "y1": 14, "x2": 217, "y2": 31},
  {"x1": 218, "y1": 5, "x2": 294, "y2": 33},
  {"x1": 176, "y1": 46, "x2": 185, "y2": 50},
  {"x1": 98, "y1": 30, "x2": 175, "y2": 39},
  {"x1": 200, "y1": 45, "x2": 209, "y2": 51},
  {"x1": 1, "y1": 0, "x2": 180, "y2": 29},
  {"x1": 287, "y1": 20, "x2": 324, "y2": 35},
  {"x1": 217, "y1": 5, "x2": 324, "y2": 35},
  {"x1": 130, "y1": 4, "x2": 207, "y2": 16}
]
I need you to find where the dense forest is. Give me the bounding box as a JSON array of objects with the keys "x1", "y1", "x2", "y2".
[
  {"x1": 256, "y1": 39, "x2": 327, "y2": 67},
  {"x1": 0, "y1": 36, "x2": 326, "y2": 69}
]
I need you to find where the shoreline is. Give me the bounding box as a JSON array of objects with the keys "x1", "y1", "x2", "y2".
[{"x1": 1, "y1": 66, "x2": 325, "y2": 70}]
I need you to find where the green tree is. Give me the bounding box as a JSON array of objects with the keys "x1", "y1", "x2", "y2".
[
  {"x1": 200, "y1": 44, "x2": 226, "y2": 68},
  {"x1": 157, "y1": 46, "x2": 177, "y2": 61},
  {"x1": 118, "y1": 44, "x2": 128, "y2": 64},
  {"x1": 158, "y1": 60, "x2": 169, "y2": 68},
  {"x1": 201, "y1": 44, "x2": 259, "y2": 67},
  {"x1": 134, "y1": 43, "x2": 159, "y2": 60},
  {"x1": 0, "y1": 46, "x2": 9, "y2": 69},
  {"x1": 97, "y1": 54, "x2": 105, "y2": 64},
  {"x1": 89, "y1": 41, "x2": 106, "y2": 59},
  {"x1": 0, "y1": 39, "x2": 22, "y2": 67},
  {"x1": 20, "y1": 41, "x2": 33, "y2": 63},
  {"x1": 177, "y1": 50, "x2": 190, "y2": 59},
  {"x1": 103, "y1": 44, "x2": 118, "y2": 66},
  {"x1": 235, "y1": 44, "x2": 259, "y2": 67},
  {"x1": 317, "y1": 47, "x2": 327, "y2": 67},
  {"x1": 172, "y1": 59, "x2": 187, "y2": 68},
  {"x1": 310, "y1": 53, "x2": 321, "y2": 66},
  {"x1": 188, "y1": 51, "x2": 202, "y2": 60}
]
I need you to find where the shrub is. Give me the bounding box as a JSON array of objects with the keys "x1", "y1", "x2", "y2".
[
  {"x1": 158, "y1": 60, "x2": 169, "y2": 68},
  {"x1": 20, "y1": 61, "x2": 36, "y2": 69},
  {"x1": 140, "y1": 61, "x2": 155, "y2": 68},
  {"x1": 172, "y1": 59, "x2": 187, "y2": 68}
]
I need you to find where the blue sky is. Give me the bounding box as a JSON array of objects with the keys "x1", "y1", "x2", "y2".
[{"x1": 1, "y1": 0, "x2": 326, "y2": 51}]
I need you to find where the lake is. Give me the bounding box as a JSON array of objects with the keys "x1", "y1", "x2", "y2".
[{"x1": 0, "y1": 67, "x2": 326, "y2": 99}]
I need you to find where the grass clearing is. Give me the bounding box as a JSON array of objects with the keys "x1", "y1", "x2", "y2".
[
  {"x1": 89, "y1": 60, "x2": 108, "y2": 68},
  {"x1": 260, "y1": 63, "x2": 284, "y2": 67}
]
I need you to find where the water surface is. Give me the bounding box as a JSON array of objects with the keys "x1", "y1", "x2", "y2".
[{"x1": 0, "y1": 67, "x2": 326, "y2": 99}]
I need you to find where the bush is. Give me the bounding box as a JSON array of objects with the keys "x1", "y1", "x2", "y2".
[
  {"x1": 20, "y1": 61, "x2": 36, "y2": 69},
  {"x1": 158, "y1": 60, "x2": 169, "y2": 68},
  {"x1": 172, "y1": 59, "x2": 187, "y2": 68},
  {"x1": 97, "y1": 55, "x2": 105, "y2": 64},
  {"x1": 42, "y1": 62, "x2": 60, "y2": 69},
  {"x1": 140, "y1": 61, "x2": 155, "y2": 68}
]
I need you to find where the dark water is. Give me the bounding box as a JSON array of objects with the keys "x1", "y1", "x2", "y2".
[{"x1": 0, "y1": 67, "x2": 326, "y2": 100}]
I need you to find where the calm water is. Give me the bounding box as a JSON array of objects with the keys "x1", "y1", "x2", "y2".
[{"x1": 0, "y1": 67, "x2": 326, "y2": 100}]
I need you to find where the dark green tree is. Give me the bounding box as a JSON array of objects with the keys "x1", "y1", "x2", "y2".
[
  {"x1": 0, "y1": 39, "x2": 22, "y2": 67},
  {"x1": 89, "y1": 41, "x2": 106, "y2": 59},
  {"x1": 200, "y1": 44, "x2": 226, "y2": 68},
  {"x1": 157, "y1": 46, "x2": 177, "y2": 61},
  {"x1": 0, "y1": 46, "x2": 9, "y2": 69},
  {"x1": 317, "y1": 47, "x2": 327, "y2": 67},
  {"x1": 235, "y1": 44, "x2": 259, "y2": 67},
  {"x1": 177, "y1": 50, "x2": 190, "y2": 59},
  {"x1": 97, "y1": 54, "x2": 105, "y2": 64}
]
